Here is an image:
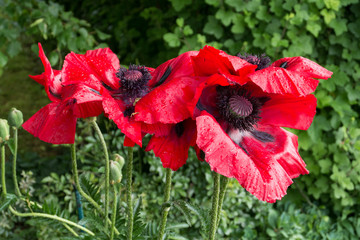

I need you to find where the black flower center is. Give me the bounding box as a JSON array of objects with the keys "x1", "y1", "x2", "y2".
[
  {"x1": 123, "y1": 70, "x2": 143, "y2": 82},
  {"x1": 217, "y1": 86, "x2": 269, "y2": 131},
  {"x1": 237, "y1": 53, "x2": 271, "y2": 71},
  {"x1": 228, "y1": 95, "x2": 253, "y2": 117},
  {"x1": 116, "y1": 64, "x2": 152, "y2": 100}
]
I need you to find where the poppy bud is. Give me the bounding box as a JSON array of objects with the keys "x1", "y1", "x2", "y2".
[
  {"x1": 110, "y1": 160, "x2": 123, "y2": 185},
  {"x1": 0, "y1": 119, "x2": 10, "y2": 144},
  {"x1": 8, "y1": 108, "x2": 23, "y2": 129},
  {"x1": 113, "y1": 154, "x2": 125, "y2": 169}
]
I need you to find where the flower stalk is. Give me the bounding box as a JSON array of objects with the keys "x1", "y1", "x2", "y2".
[
  {"x1": 90, "y1": 120, "x2": 110, "y2": 229},
  {"x1": 12, "y1": 128, "x2": 21, "y2": 196},
  {"x1": 8, "y1": 206, "x2": 95, "y2": 236},
  {"x1": 216, "y1": 176, "x2": 229, "y2": 228},
  {"x1": 208, "y1": 172, "x2": 220, "y2": 240},
  {"x1": 110, "y1": 185, "x2": 118, "y2": 240},
  {"x1": 126, "y1": 146, "x2": 134, "y2": 240},
  {"x1": 70, "y1": 143, "x2": 119, "y2": 235},
  {"x1": 158, "y1": 168, "x2": 172, "y2": 240},
  {"x1": 1, "y1": 144, "x2": 6, "y2": 195}
]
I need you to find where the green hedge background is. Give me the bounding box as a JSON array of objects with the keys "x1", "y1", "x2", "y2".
[{"x1": 1, "y1": 0, "x2": 360, "y2": 239}]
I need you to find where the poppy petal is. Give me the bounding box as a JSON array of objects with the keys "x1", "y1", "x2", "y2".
[
  {"x1": 196, "y1": 112, "x2": 307, "y2": 202},
  {"x1": 22, "y1": 102, "x2": 77, "y2": 144},
  {"x1": 102, "y1": 91, "x2": 142, "y2": 147},
  {"x1": 62, "y1": 48, "x2": 120, "y2": 90},
  {"x1": 135, "y1": 76, "x2": 203, "y2": 124},
  {"x1": 260, "y1": 94, "x2": 317, "y2": 130},
  {"x1": 146, "y1": 119, "x2": 196, "y2": 170}
]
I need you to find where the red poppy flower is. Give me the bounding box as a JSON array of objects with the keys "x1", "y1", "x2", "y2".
[
  {"x1": 190, "y1": 46, "x2": 332, "y2": 202},
  {"x1": 22, "y1": 43, "x2": 103, "y2": 144}
]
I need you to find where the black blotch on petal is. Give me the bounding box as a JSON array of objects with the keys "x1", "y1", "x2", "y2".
[
  {"x1": 89, "y1": 88, "x2": 101, "y2": 96},
  {"x1": 238, "y1": 143, "x2": 248, "y2": 154},
  {"x1": 101, "y1": 81, "x2": 113, "y2": 91},
  {"x1": 200, "y1": 150, "x2": 205, "y2": 160},
  {"x1": 174, "y1": 121, "x2": 185, "y2": 138},
  {"x1": 154, "y1": 66, "x2": 172, "y2": 88},
  {"x1": 49, "y1": 87, "x2": 61, "y2": 99},
  {"x1": 280, "y1": 61, "x2": 288, "y2": 69},
  {"x1": 251, "y1": 130, "x2": 274, "y2": 143}
]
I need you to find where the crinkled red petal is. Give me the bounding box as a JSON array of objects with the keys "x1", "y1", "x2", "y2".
[
  {"x1": 124, "y1": 136, "x2": 136, "y2": 147},
  {"x1": 102, "y1": 91, "x2": 142, "y2": 147},
  {"x1": 22, "y1": 101, "x2": 77, "y2": 144},
  {"x1": 196, "y1": 112, "x2": 308, "y2": 202},
  {"x1": 272, "y1": 56, "x2": 333, "y2": 79},
  {"x1": 61, "y1": 84, "x2": 103, "y2": 118},
  {"x1": 135, "y1": 76, "x2": 204, "y2": 124},
  {"x1": 259, "y1": 93, "x2": 317, "y2": 130},
  {"x1": 62, "y1": 48, "x2": 120, "y2": 90},
  {"x1": 149, "y1": 51, "x2": 197, "y2": 87},
  {"x1": 146, "y1": 119, "x2": 196, "y2": 170}
]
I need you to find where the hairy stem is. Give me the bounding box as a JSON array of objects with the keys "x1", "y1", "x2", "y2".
[
  {"x1": 9, "y1": 206, "x2": 94, "y2": 236},
  {"x1": 1, "y1": 145, "x2": 6, "y2": 195},
  {"x1": 91, "y1": 120, "x2": 110, "y2": 229},
  {"x1": 157, "y1": 168, "x2": 172, "y2": 240},
  {"x1": 110, "y1": 185, "x2": 118, "y2": 240},
  {"x1": 208, "y1": 172, "x2": 220, "y2": 240},
  {"x1": 126, "y1": 147, "x2": 134, "y2": 240},
  {"x1": 12, "y1": 128, "x2": 21, "y2": 196},
  {"x1": 216, "y1": 176, "x2": 229, "y2": 228},
  {"x1": 70, "y1": 144, "x2": 119, "y2": 235}
]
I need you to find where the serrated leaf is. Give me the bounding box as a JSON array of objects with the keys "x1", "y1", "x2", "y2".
[
  {"x1": 163, "y1": 33, "x2": 180, "y2": 47},
  {"x1": 203, "y1": 16, "x2": 223, "y2": 39},
  {"x1": 0, "y1": 194, "x2": 17, "y2": 211},
  {"x1": 329, "y1": 18, "x2": 348, "y2": 36}
]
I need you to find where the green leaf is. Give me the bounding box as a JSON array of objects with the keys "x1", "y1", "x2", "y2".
[
  {"x1": 183, "y1": 25, "x2": 193, "y2": 36},
  {"x1": 176, "y1": 18, "x2": 184, "y2": 27},
  {"x1": 231, "y1": 15, "x2": 245, "y2": 34},
  {"x1": 7, "y1": 41, "x2": 21, "y2": 58},
  {"x1": 203, "y1": 16, "x2": 223, "y2": 39},
  {"x1": 329, "y1": 19, "x2": 348, "y2": 36},
  {"x1": 225, "y1": 0, "x2": 245, "y2": 12},
  {"x1": 0, "y1": 51, "x2": 8, "y2": 68},
  {"x1": 268, "y1": 209, "x2": 279, "y2": 229},
  {"x1": 319, "y1": 159, "x2": 332, "y2": 174},
  {"x1": 163, "y1": 33, "x2": 181, "y2": 47},
  {"x1": 320, "y1": 9, "x2": 336, "y2": 24},
  {"x1": 48, "y1": 51, "x2": 59, "y2": 66},
  {"x1": 205, "y1": 0, "x2": 220, "y2": 6},
  {"x1": 306, "y1": 21, "x2": 321, "y2": 37},
  {"x1": 0, "y1": 194, "x2": 17, "y2": 211},
  {"x1": 95, "y1": 29, "x2": 111, "y2": 40},
  {"x1": 169, "y1": 0, "x2": 192, "y2": 11},
  {"x1": 215, "y1": 9, "x2": 236, "y2": 27},
  {"x1": 324, "y1": 0, "x2": 341, "y2": 11}
]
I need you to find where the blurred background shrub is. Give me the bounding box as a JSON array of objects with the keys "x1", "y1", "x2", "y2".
[{"x1": 1, "y1": 0, "x2": 360, "y2": 239}]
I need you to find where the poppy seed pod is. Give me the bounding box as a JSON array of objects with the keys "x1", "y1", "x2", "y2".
[
  {"x1": 8, "y1": 108, "x2": 23, "y2": 129},
  {"x1": 0, "y1": 119, "x2": 10, "y2": 144},
  {"x1": 110, "y1": 160, "x2": 123, "y2": 185},
  {"x1": 113, "y1": 154, "x2": 125, "y2": 169}
]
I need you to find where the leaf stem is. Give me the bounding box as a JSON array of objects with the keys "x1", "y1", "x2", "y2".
[
  {"x1": 12, "y1": 128, "x2": 21, "y2": 196},
  {"x1": 126, "y1": 146, "x2": 134, "y2": 240},
  {"x1": 91, "y1": 120, "x2": 110, "y2": 229},
  {"x1": 1, "y1": 144, "x2": 6, "y2": 195},
  {"x1": 110, "y1": 185, "x2": 118, "y2": 240},
  {"x1": 158, "y1": 168, "x2": 172, "y2": 240},
  {"x1": 208, "y1": 172, "x2": 220, "y2": 240},
  {"x1": 70, "y1": 143, "x2": 119, "y2": 235},
  {"x1": 8, "y1": 206, "x2": 94, "y2": 236}
]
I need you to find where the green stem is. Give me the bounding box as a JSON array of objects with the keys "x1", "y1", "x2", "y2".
[
  {"x1": 158, "y1": 168, "x2": 172, "y2": 240},
  {"x1": 1, "y1": 145, "x2": 6, "y2": 195},
  {"x1": 216, "y1": 176, "x2": 229, "y2": 228},
  {"x1": 110, "y1": 185, "x2": 118, "y2": 240},
  {"x1": 208, "y1": 172, "x2": 220, "y2": 240},
  {"x1": 126, "y1": 147, "x2": 133, "y2": 240},
  {"x1": 91, "y1": 120, "x2": 110, "y2": 229},
  {"x1": 12, "y1": 128, "x2": 21, "y2": 196},
  {"x1": 9, "y1": 206, "x2": 94, "y2": 236},
  {"x1": 62, "y1": 223, "x2": 79, "y2": 237},
  {"x1": 70, "y1": 144, "x2": 119, "y2": 235}
]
